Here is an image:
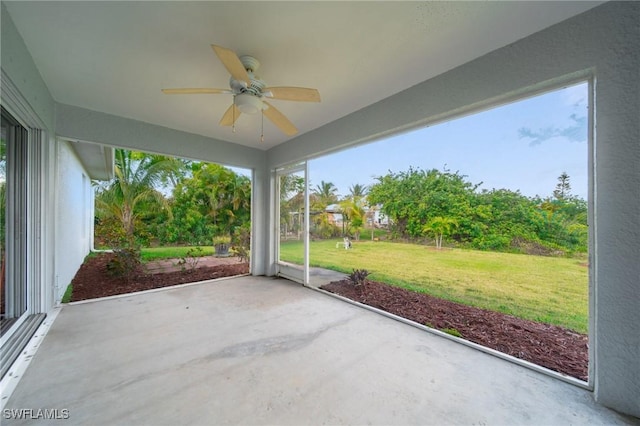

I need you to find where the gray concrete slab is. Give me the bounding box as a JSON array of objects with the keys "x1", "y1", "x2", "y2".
[
  {"x1": 2, "y1": 276, "x2": 635, "y2": 425},
  {"x1": 308, "y1": 266, "x2": 347, "y2": 288}
]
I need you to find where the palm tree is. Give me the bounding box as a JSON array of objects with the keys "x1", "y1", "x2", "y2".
[
  {"x1": 95, "y1": 150, "x2": 185, "y2": 242},
  {"x1": 207, "y1": 168, "x2": 251, "y2": 236},
  {"x1": 340, "y1": 198, "x2": 366, "y2": 240},
  {"x1": 310, "y1": 181, "x2": 339, "y2": 238},
  {"x1": 313, "y1": 181, "x2": 338, "y2": 208},
  {"x1": 422, "y1": 216, "x2": 458, "y2": 249},
  {"x1": 338, "y1": 183, "x2": 369, "y2": 240},
  {"x1": 348, "y1": 183, "x2": 368, "y2": 201}
]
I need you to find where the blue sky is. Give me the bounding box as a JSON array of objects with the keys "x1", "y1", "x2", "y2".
[{"x1": 308, "y1": 82, "x2": 589, "y2": 200}]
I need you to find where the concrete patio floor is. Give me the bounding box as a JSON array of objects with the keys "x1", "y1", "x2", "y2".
[{"x1": 2, "y1": 276, "x2": 635, "y2": 425}]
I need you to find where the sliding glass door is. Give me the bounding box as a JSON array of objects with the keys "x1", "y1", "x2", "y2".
[
  {"x1": 1, "y1": 109, "x2": 28, "y2": 334},
  {"x1": 276, "y1": 164, "x2": 309, "y2": 284}
]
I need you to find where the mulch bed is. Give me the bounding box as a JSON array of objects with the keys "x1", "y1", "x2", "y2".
[
  {"x1": 321, "y1": 279, "x2": 588, "y2": 381},
  {"x1": 69, "y1": 253, "x2": 248, "y2": 302}
]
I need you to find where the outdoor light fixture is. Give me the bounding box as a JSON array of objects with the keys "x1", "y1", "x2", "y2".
[{"x1": 234, "y1": 93, "x2": 266, "y2": 114}]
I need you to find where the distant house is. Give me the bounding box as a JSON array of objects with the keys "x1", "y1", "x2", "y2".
[
  {"x1": 325, "y1": 204, "x2": 343, "y2": 225},
  {"x1": 367, "y1": 205, "x2": 389, "y2": 228},
  {"x1": 324, "y1": 203, "x2": 389, "y2": 230}
]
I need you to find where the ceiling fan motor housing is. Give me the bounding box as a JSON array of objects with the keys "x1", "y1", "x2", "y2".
[
  {"x1": 229, "y1": 75, "x2": 266, "y2": 96},
  {"x1": 228, "y1": 55, "x2": 266, "y2": 97}
]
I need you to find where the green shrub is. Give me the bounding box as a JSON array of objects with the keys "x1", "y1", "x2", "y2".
[
  {"x1": 107, "y1": 246, "x2": 141, "y2": 281},
  {"x1": 177, "y1": 246, "x2": 204, "y2": 273},
  {"x1": 231, "y1": 225, "x2": 251, "y2": 263},
  {"x1": 348, "y1": 269, "x2": 371, "y2": 287}
]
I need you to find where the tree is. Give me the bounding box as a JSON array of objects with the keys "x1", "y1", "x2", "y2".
[
  {"x1": 279, "y1": 174, "x2": 305, "y2": 240},
  {"x1": 553, "y1": 172, "x2": 571, "y2": 201},
  {"x1": 423, "y1": 216, "x2": 458, "y2": 249},
  {"x1": 205, "y1": 167, "x2": 250, "y2": 235},
  {"x1": 168, "y1": 163, "x2": 251, "y2": 244},
  {"x1": 340, "y1": 198, "x2": 366, "y2": 240},
  {"x1": 348, "y1": 183, "x2": 368, "y2": 200},
  {"x1": 313, "y1": 180, "x2": 338, "y2": 208},
  {"x1": 368, "y1": 167, "x2": 475, "y2": 239},
  {"x1": 309, "y1": 180, "x2": 340, "y2": 239},
  {"x1": 340, "y1": 183, "x2": 368, "y2": 240},
  {"x1": 472, "y1": 189, "x2": 539, "y2": 250},
  {"x1": 368, "y1": 166, "x2": 588, "y2": 255},
  {"x1": 95, "y1": 150, "x2": 185, "y2": 243}
]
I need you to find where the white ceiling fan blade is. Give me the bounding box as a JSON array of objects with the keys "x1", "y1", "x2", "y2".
[
  {"x1": 264, "y1": 87, "x2": 321, "y2": 102},
  {"x1": 263, "y1": 101, "x2": 298, "y2": 136},
  {"x1": 212, "y1": 45, "x2": 251, "y2": 85},
  {"x1": 162, "y1": 88, "x2": 232, "y2": 95},
  {"x1": 220, "y1": 103, "x2": 241, "y2": 126}
]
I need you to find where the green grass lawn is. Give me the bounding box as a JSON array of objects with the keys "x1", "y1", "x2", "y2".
[
  {"x1": 140, "y1": 246, "x2": 214, "y2": 262},
  {"x1": 280, "y1": 239, "x2": 588, "y2": 333}
]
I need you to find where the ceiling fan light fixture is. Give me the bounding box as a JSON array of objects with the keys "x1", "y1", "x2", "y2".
[{"x1": 235, "y1": 93, "x2": 264, "y2": 114}]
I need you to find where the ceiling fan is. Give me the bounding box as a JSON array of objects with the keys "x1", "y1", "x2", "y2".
[{"x1": 162, "y1": 45, "x2": 321, "y2": 137}]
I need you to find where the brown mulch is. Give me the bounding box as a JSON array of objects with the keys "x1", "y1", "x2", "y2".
[
  {"x1": 321, "y1": 279, "x2": 588, "y2": 381},
  {"x1": 69, "y1": 253, "x2": 248, "y2": 302}
]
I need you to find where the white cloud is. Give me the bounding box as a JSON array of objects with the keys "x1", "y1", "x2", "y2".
[{"x1": 518, "y1": 113, "x2": 587, "y2": 146}]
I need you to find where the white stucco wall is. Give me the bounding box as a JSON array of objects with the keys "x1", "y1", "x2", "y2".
[{"x1": 54, "y1": 141, "x2": 93, "y2": 302}]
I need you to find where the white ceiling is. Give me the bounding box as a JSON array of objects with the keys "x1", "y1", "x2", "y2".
[{"x1": 5, "y1": 1, "x2": 602, "y2": 150}]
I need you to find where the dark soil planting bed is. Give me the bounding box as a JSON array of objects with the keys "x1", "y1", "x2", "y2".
[
  {"x1": 70, "y1": 253, "x2": 249, "y2": 302},
  {"x1": 321, "y1": 279, "x2": 588, "y2": 381}
]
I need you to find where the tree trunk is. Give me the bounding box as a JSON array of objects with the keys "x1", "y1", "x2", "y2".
[{"x1": 122, "y1": 205, "x2": 135, "y2": 239}]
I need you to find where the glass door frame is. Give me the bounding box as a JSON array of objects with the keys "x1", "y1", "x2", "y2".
[{"x1": 275, "y1": 162, "x2": 309, "y2": 285}]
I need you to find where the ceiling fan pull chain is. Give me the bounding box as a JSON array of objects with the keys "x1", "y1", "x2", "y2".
[{"x1": 261, "y1": 110, "x2": 265, "y2": 143}]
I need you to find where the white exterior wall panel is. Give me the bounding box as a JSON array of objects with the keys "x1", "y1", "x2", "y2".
[{"x1": 54, "y1": 141, "x2": 93, "y2": 303}]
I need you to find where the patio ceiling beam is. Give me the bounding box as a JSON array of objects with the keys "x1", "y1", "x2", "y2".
[{"x1": 55, "y1": 103, "x2": 266, "y2": 171}]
